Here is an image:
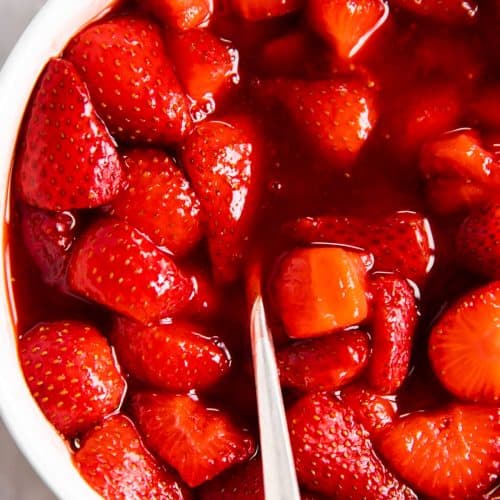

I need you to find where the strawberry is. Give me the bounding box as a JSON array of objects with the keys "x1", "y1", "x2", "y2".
[
  {"x1": 456, "y1": 203, "x2": 500, "y2": 280},
  {"x1": 183, "y1": 265, "x2": 221, "y2": 318},
  {"x1": 179, "y1": 118, "x2": 263, "y2": 283},
  {"x1": 340, "y1": 384, "x2": 396, "y2": 434},
  {"x1": 74, "y1": 415, "x2": 189, "y2": 500},
  {"x1": 16, "y1": 58, "x2": 123, "y2": 211},
  {"x1": 367, "y1": 274, "x2": 418, "y2": 394},
  {"x1": 277, "y1": 330, "x2": 370, "y2": 391},
  {"x1": 19, "y1": 321, "x2": 125, "y2": 437},
  {"x1": 470, "y1": 84, "x2": 500, "y2": 128},
  {"x1": 141, "y1": 0, "x2": 213, "y2": 30},
  {"x1": 308, "y1": 0, "x2": 389, "y2": 60},
  {"x1": 68, "y1": 219, "x2": 192, "y2": 323},
  {"x1": 287, "y1": 392, "x2": 415, "y2": 498},
  {"x1": 271, "y1": 247, "x2": 369, "y2": 338},
  {"x1": 108, "y1": 148, "x2": 202, "y2": 256},
  {"x1": 111, "y1": 317, "x2": 230, "y2": 391},
  {"x1": 420, "y1": 130, "x2": 500, "y2": 214},
  {"x1": 66, "y1": 16, "x2": 192, "y2": 145},
  {"x1": 20, "y1": 205, "x2": 77, "y2": 287},
  {"x1": 131, "y1": 392, "x2": 256, "y2": 487},
  {"x1": 231, "y1": 0, "x2": 304, "y2": 21},
  {"x1": 378, "y1": 404, "x2": 500, "y2": 498},
  {"x1": 391, "y1": 0, "x2": 478, "y2": 24},
  {"x1": 285, "y1": 211, "x2": 435, "y2": 287},
  {"x1": 429, "y1": 281, "x2": 500, "y2": 403}
]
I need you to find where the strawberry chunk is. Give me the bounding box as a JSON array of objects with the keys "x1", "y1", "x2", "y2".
[
  {"x1": 271, "y1": 247, "x2": 369, "y2": 338},
  {"x1": 111, "y1": 317, "x2": 230, "y2": 391},
  {"x1": 231, "y1": 0, "x2": 304, "y2": 20},
  {"x1": 68, "y1": 219, "x2": 192, "y2": 323},
  {"x1": 183, "y1": 265, "x2": 221, "y2": 318},
  {"x1": 391, "y1": 0, "x2": 478, "y2": 24},
  {"x1": 108, "y1": 148, "x2": 202, "y2": 256},
  {"x1": 141, "y1": 0, "x2": 213, "y2": 30},
  {"x1": 469, "y1": 84, "x2": 500, "y2": 129},
  {"x1": 19, "y1": 321, "x2": 125, "y2": 437},
  {"x1": 277, "y1": 330, "x2": 370, "y2": 391},
  {"x1": 429, "y1": 281, "x2": 500, "y2": 403},
  {"x1": 131, "y1": 392, "x2": 256, "y2": 487},
  {"x1": 285, "y1": 212, "x2": 435, "y2": 287},
  {"x1": 75, "y1": 415, "x2": 188, "y2": 499},
  {"x1": 66, "y1": 16, "x2": 192, "y2": 145},
  {"x1": 16, "y1": 59, "x2": 123, "y2": 211},
  {"x1": 378, "y1": 405, "x2": 500, "y2": 498},
  {"x1": 367, "y1": 274, "x2": 418, "y2": 394},
  {"x1": 456, "y1": 203, "x2": 500, "y2": 280},
  {"x1": 287, "y1": 392, "x2": 415, "y2": 498},
  {"x1": 308, "y1": 0, "x2": 388, "y2": 60},
  {"x1": 179, "y1": 118, "x2": 263, "y2": 283}
]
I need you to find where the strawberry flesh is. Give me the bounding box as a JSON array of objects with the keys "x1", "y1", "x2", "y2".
[{"x1": 141, "y1": 0, "x2": 213, "y2": 30}]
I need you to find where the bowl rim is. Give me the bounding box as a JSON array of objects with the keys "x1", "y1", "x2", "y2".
[{"x1": 0, "y1": 1, "x2": 118, "y2": 498}]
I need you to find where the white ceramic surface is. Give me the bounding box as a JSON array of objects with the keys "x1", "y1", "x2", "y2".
[{"x1": 0, "y1": 2, "x2": 120, "y2": 499}]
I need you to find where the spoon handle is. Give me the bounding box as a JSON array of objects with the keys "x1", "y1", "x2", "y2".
[{"x1": 250, "y1": 296, "x2": 301, "y2": 500}]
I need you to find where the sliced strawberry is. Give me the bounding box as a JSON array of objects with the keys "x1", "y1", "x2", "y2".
[
  {"x1": 20, "y1": 206, "x2": 77, "y2": 287},
  {"x1": 378, "y1": 404, "x2": 500, "y2": 498},
  {"x1": 108, "y1": 148, "x2": 202, "y2": 256},
  {"x1": 367, "y1": 274, "x2": 418, "y2": 394},
  {"x1": 179, "y1": 118, "x2": 263, "y2": 283},
  {"x1": 277, "y1": 330, "x2": 370, "y2": 391},
  {"x1": 75, "y1": 415, "x2": 188, "y2": 499},
  {"x1": 131, "y1": 392, "x2": 256, "y2": 487},
  {"x1": 141, "y1": 0, "x2": 213, "y2": 30},
  {"x1": 429, "y1": 281, "x2": 500, "y2": 403},
  {"x1": 285, "y1": 211, "x2": 435, "y2": 287},
  {"x1": 340, "y1": 384, "x2": 396, "y2": 435},
  {"x1": 391, "y1": 0, "x2": 478, "y2": 24},
  {"x1": 231, "y1": 0, "x2": 304, "y2": 20},
  {"x1": 308, "y1": 0, "x2": 388, "y2": 60},
  {"x1": 470, "y1": 84, "x2": 500, "y2": 129},
  {"x1": 66, "y1": 16, "x2": 192, "y2": 145},
  {"x1": 111, "y1": 317, "x2": 230, "y2": 391},
  {"x1": 287, "y1": 392, "x2": 415, "y2": 498},
  {"x1": 16, "y1": 58, "x2": 123, "y2": 211},
  {"x1": 19, "y1": 321, "x2": 125, "y2": 437},
  {"x1": 68, "y1": 219, "x2": 192, "y2": 323},
  {"x1": 271, "y1": 247, "x2": 369, "y2": 338}
]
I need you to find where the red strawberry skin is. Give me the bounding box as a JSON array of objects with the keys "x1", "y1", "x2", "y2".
[
  {"x1": 285, "y1": 211, "x2": 435, "y2": 287},
  {"x1": 378, "y1": 405, "x2": 500, "y2": 498},
  {"x1": 429, "y1": 281, "x2": 500, "y2": 403},
  {"x1": 108, "y1": 148, "x2": 202, "y2": 256},
  {"x1": 111, "y1": 317, "x2": 230, "y2": 391},
  {"x1": 287, "y1": 392, "x2": 415, "y2": 498},
  {"x1": 179, "y1": 118, "x2": 262, "y2": 283},
  {"x1": 75, "y1": 415, "x2": 189, "y2": 500},
  {"x1": 131, "y1": 392, "x2": 256, "y2": 487},
  {"x1": 19, "y1": 321, "x2": 125, "y2": 437},
  {"x1": 142, "y1": 0, "x2": 213, "y2": 30},
  {"x1": 392, "y1": 0, "x2": 478, "y2": 25},
  {"x1": 277, "y1": 330, "x2": 370, "y2": 391},
  {"x1": 66, "y1": 16, "x2": 192, "y2": 145},
  {"x1": 456, "y1": 203, "x2": 500, "y2": 280},
  {"x1": 68, "y1": 219, "x2": 193, "y2": 323},
  {"x1": 367, "y1": 274, "x2": 418, "y2": 394},
  {"x1": 16, "y1": 58, "x2": 123, "y2": 211}
]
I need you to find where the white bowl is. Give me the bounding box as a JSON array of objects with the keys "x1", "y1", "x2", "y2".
[{"x1": 0, "y1": 1, "x2": 120, "y2": 498}]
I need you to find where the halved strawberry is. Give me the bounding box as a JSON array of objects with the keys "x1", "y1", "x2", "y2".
[
  {"x1": 75, "y1": 415, "x2": 188, "y2": 499},
  {"x1": 108, "y1": 148, "x2": 202, "y2": 256},
  {"x1": 469, "y1": 84, "x2": 500, "y2": 129},
  {"x1": 131, "y1": 392, "x2": 256, "y2": 487},
  {"x1": 456, "y1": 203, "x2": 500, "y2": 279},
  {"x1": 111, "y1": 317, "x2": 230, "y2": 391},
  {"x1": 277, "y1": 330, "x2": 370, "y2": 391},
  {"x1": 179, "y1": 118, "x2": 263, "y2": 283},
  {"x1": 391, "y1": 0, "x2": 478, "y2": 24},
  {"x1": 68, "y1": 219, "x2": 192, "y2": 323},
  {"x1": 285, "y1": 211, "x2": 435, "y2": 287},
  {"x1": 378, "y1": 404, "x2": 500, "y2": 498},
  {"x1": 141, "y1": 0, "x2": 213, "y2": 30},
  {"x1": 271, "y1": 247, "x2": 369, "y2": 338},
  {"x1": 308, "y1": 0, "x2": 388, "y2": 60},
  {"x1": 367, "y1": 274, "x2": 418, "y2": 394},
  {"x1": 66, "y1": 16, "x2": 192, "y2": 145},
  {"x1": 287, "y1": 392, "x2": 415, "y2": 497},
  {"x1": 19, "y1": 321, "x2": 125, "y2": 437},
  {"x1": 231, "y1": 0, "x2": 304, "y2": 20},
  {"x1": 16, "y1": 59, "x2": 123, "y2": 211},
  {"x1": 429, "y1": 281, "x2": 500, "y2": 403}
]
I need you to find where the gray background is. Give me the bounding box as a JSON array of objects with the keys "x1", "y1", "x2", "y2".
[{"x1": 1, "y1": 2, "x2": 56, "y2": 499}]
